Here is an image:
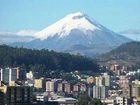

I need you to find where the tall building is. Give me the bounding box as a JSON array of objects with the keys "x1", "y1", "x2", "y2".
[
  {"x1": 95, "y1": 76, "x2": 104, "y2": 86},
  {"x1": 17, "y1": 67, "x2": 26, "y2": 80},
  {"x1": 102, "y1": 73, "x2": 110, "y2": 86},
  {"x1": 88, "y1": 85, "x2": 93, "y2": 98},
  {"x1": 93, "y1": 86, "x2": 99, "y2": 99},
  {"x1": 46, "y1": 81, "x2": 54, "y2": 92},
  {"x1": 130, "y1": 80, "x2": 140, "y2": 101},
  {"x1": 0, "y1": 68, "x2": 3, "y2": 81},
  {"x1": 93, "y1": 86, "x2": 109, "y2": 99},
  {"x1": 0, "y1": 67, "x2": 26, "y2": 84},
  {"x1": 0, "y1": 81, "x2": 32, "y2": 105},
  {"x1": 118, "y1": 76, "x2": 130, "y2": 97},
  {"x1": 100, "y1": 86, "x2": 109, "y2": 99},
  {"x1": 95, "y1": 74, "x2": 110, "y2": 87},
  {"x1": 57, "y1": 83, "x2": 63, "y2": 92},
  {"x1": 2, "y1": 67, "x2": 18, "y2": 84}
]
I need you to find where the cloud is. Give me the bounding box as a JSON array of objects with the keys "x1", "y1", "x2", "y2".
[
  {"x1": 0, "y1": 30, "x2": 37, "y2": 44},
  {"x1": 120, "y1": 29, "x2": 140, "y2": 35},
  {"x1": 0, "y1": 32, "x2": 17, "y2": 38},
  {"x1": 0, "y1": 29, "x2": 38, "y2": 37},
  {"x1": 0, "y1": 32, "x2": 14, "y2": 35},
  {"x1": 16, "y1": 30, "x2": 38, "y2": 36},
  {"x1": 119, "y1": 29, "x2": 140, "y2": 41}
]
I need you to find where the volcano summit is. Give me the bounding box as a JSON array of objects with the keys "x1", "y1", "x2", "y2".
[{"x1": 13, "y1": 12, "x2": 131, "y2": 57}]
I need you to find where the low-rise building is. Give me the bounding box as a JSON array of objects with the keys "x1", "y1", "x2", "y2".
[
  {"x1": 26, "y1": 71, "x2": 34, "y2": 80},
  {"x1": 101, "y1": 99, "x2": 116, "y2": 105},
  {"x1": 52, "y1": 97, "x2": 77, "y2": 105},
  {"x1": 115, "y1": 96, "x2": 128, "y2": 105},
  {"x1": 87, "y1": 76, "x2": 94, "y2": 84},
  {"x1": 36, "y1": 93, "x2": 48, "y2": 102},
  {"x1": 34, "y1": 78, "x2": 46, "y2": 91},
  {"x1": 108, "y1": 89, "x2": 122, "y2": 97},
  {"x1": 73, "y1": 83, "x2": 79, "y2": 92}
]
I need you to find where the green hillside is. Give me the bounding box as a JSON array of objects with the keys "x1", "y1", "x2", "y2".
[
  {"x1": 0, "y1": 45, "x2": 98, "y2": 72},
  {"x1": 98, "y1": 41, "x2": 140, "y2": 66}
]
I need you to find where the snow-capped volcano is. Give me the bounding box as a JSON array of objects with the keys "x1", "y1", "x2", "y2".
[
  {"x1": 35, "y1": 12, "x2": 101, "y2": 39},
  {"x1": 12, "y1": 12, "x2": 132, "y2": 57}
]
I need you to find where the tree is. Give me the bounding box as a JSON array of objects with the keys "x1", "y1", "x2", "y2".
[
  {"x1": 89, "y1": 99, "x2": 103, "y2": 105},
  {"x1": 76, "y1": 93, "x2": 103, "y2": 105}
]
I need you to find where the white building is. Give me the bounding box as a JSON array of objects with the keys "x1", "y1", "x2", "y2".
[
  {"x1": 52, "y1": 97, "x2": 77, "y2": 105},
  {"x1": 93, "y1": 86, "x2": 100, "y2": 99},
  {"x1": 95, "y1": 76, "x2": 104, "y2": 86},
  {"x1": 132, "y1": 98, "x2": 138, "y2": 105},
  {"x1": 103, "y1": 73, "x2": 110, "y2": 86},
  {"x1": 101, "y1": 99, "x2": 116, "y2": 105},
  {"x1": 26, "y1": 71, "x2": 33, "y2": 80},
  {"x1": 64, "y1": 83, "x2": 71, "y2": 93},
  {"x1": 100, "y1": 86, "x2": 109, "y2": 99},
  {"x1": 0, "y1": 68, "x2": 3, "y2": 81},
  {"x1": 73, "y1": 84, "x2": 79, "y2": 92},
  {"x1": 115, "y1": 96, "x2": 128, "y2": 105},
  {"x1": 93, "y1": 86, "x2": 109, "y2": 99},
  {"x1": 36, "y1": 93, "x2": 48, "y2": 102},
  {"x1": 46, "y1": 81, "x2": 54, "y2": 92}
]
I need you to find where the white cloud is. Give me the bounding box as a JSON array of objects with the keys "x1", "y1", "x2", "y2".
[
  {"x1": 0, "y1": 32, "x2": 14, "y2": 35},
  {"x1": 0, "y1": 30, "x2": 36, "y2": 44},
  {"x1": 120, "y1": 29, "x2": 140, "y2": 35},
  {"x1": 16, "y1": 30, "x2": 38, "y2": 36},
  {"x1": 120, "y1": 29, "x2": 140, "y2": 41},
  {"x1": 0, "y1": 29, "x2": 38, "y2": 37}
]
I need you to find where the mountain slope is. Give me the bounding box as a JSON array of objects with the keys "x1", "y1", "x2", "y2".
[
  {"x1": 98, "y1": 41, "x2": 140, "y2": 65},
  {"x1": 12, "y1": 12, "x2": 131, "y2": 57}
]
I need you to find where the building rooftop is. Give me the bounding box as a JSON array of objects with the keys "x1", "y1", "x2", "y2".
[{"x1": 52, "y1": 97, "x2": 77, "y2": 102}]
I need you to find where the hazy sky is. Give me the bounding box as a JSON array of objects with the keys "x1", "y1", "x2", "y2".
[{"x1": 0, "y1": 0, "x2": 140, "y2": 35}]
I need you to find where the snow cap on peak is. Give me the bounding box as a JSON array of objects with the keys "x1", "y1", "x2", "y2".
[
  {"x1": 67, "y1": 12, "x2": 86, "y2": 19},
  {"x1": 35, "y1": 12, "x2": 101, "y2": 40}
]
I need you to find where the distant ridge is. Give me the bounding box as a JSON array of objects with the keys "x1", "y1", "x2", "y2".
[{"x1": 98, "y1": 41, "x2": 140, "y2": 65}]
